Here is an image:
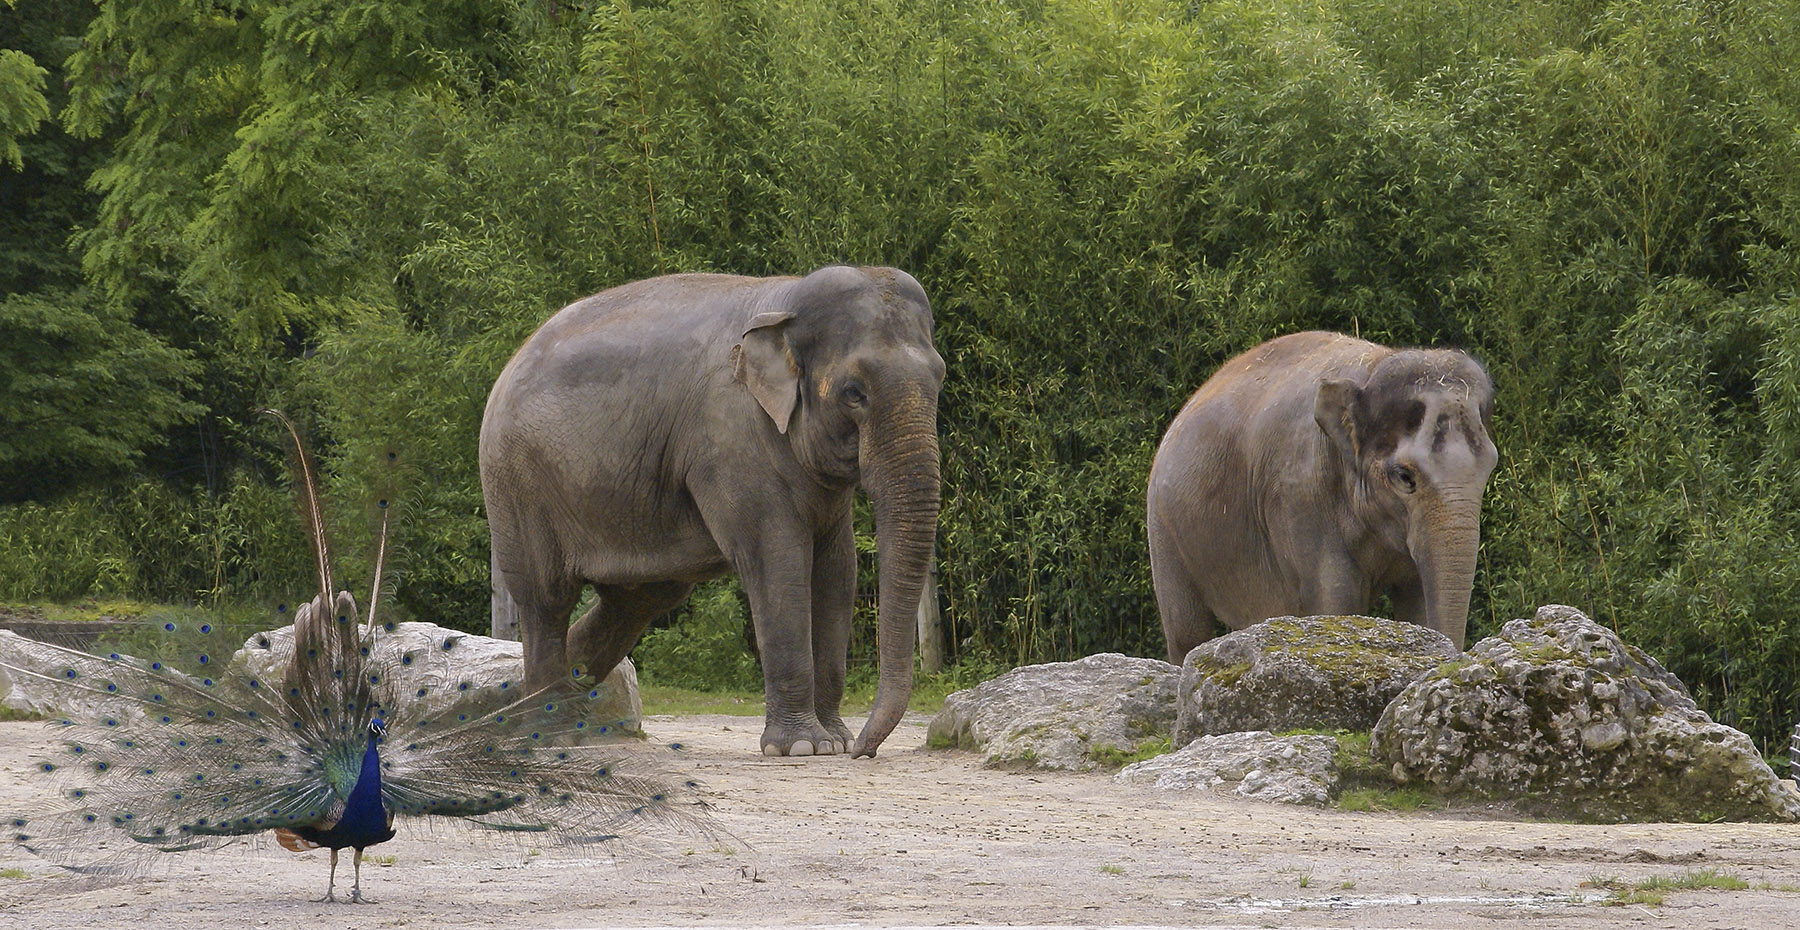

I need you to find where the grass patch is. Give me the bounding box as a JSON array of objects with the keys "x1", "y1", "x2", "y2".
[
  {"x1": 1099, "y1": 864, "x2": 1124, "y2": 875},
  {"x1": 1275, "y1": 865, "x2": 1313, "y2": 888},
  {"x1": 640, "y1": 685, "x2": 765, "y2": 717},
  {"x1": 1585, "y1": 869, "x2": 1754, "y2": 907},
  {"x1": 1336, "y1": 785, "x2": 1439, "y2": 813},
  {"x1": 0, "y1": 704, "x2": 41, "y2": 722},
  {"x1": 0, "y1": 868, "x2": 26, "y2": 879},
  {"x1": 642, "y1": 663, "x2": 1002, "y2": 719},
  {"x1": 34, "y1": 601, "x2": 154, "y2": 623},
  {"x1": 1275, "y1": 728, "x2": 1447, "y2": 813},
  {"x1": 0, "y1": 600, "x2": 154, "y2": 623},
  {"x1": 1086, "y1": 736, "x2": 1172, "y2": 769}
]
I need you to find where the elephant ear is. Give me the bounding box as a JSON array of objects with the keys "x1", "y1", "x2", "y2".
[
  {"x1": 1314, "y1": 378, "x2": 1365, "y2": 461},
  {"x1": 732, "y1": 310, "x2": 800, "y2": 434}
]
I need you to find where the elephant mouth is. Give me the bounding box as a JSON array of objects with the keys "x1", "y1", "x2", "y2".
[
  {"x1": 814, "y1": 445, "x2": 860, "y2": 486},
  {"x1": 796, "y1": 422, "x2": 861, "y2": 486}
]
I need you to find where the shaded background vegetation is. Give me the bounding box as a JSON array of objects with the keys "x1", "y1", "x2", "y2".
[{"x1": 3, "y1": 0, "x2": 1798, "y2": 748}]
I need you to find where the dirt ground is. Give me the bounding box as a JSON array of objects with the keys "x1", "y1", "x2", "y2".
[{"x1": 3, "y1": 712, "x2": 1798, "y2": 929}]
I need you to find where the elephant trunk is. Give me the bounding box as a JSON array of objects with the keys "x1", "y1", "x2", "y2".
[
  {"x1": 1409, "y1": 494, "x2": 1483, "y2": 650},
  {"x1": 853, "y1": 391, "x2": 941, "y2": 758}
]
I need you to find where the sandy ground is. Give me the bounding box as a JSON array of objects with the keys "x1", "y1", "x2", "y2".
[{"x1": 3, "y1": 712, "x2": 1799, "y2": 929}]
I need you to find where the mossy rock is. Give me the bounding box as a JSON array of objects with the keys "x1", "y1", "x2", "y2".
[
  {"x1": 927, "y1": 653, "x2": 1179, "y2": 772},
  {"x1": 1373, "y1": 605, "x2": 1800, "y2": 823},
  {"x1": 1174, "y1": 615, "x2": 1461, "y2": 747}
]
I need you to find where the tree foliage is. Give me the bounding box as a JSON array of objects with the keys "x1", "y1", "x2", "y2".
[{"x1": 4, "y1": 0, "x2": 1799, "y2": 748}]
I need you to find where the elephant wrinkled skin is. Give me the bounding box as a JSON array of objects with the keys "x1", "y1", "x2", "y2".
[
  {"x1": 480, "y1": 266, "x2": 944, "y2": 758},
  {"x1": 1147, "y1": 331, "x2": 1497, "y2": 662}
]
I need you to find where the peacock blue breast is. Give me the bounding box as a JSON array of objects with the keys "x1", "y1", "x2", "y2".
[{"x1": 292, "y1": 730, "x2": 395, "y2": 851}]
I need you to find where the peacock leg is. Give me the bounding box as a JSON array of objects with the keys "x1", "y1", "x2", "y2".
[
  {"x1": 317, "y1": 847, "x2": 339, "y2": 902},
  {"x1": 349, "y1": 847, "x2": 372, "y2": 903}
]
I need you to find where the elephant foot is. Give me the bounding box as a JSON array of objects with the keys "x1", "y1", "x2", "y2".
[
  {"x1": 817, "y1": 714, "x2": 854, "y2": 749},
  {"x1": 760, "y1": 720, "x2": 849, "y2": 757}
]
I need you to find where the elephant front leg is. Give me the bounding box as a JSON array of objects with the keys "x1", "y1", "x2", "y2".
[
  {"x1": 738, "y1": 532, "x2": 846, "y2": 757},
  {"x1": 1388, "y1": 575, "x2": 1427, "y2": 627},
  {"x1": 808, "y1": 515, "x2": 857, "y2": 751}
]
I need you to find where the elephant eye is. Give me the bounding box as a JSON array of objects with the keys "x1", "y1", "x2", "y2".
[
  {"x1": 1389, "y1": 463, "x2": 1419, "y2": 494},
  {"x1": 839, "y1": 383, "x2": 868, "y2": 408}
]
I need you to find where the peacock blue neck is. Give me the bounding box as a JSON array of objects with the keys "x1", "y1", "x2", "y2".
[{"x1": 334, "y1": 731, "x2": 387, "y2": 839}]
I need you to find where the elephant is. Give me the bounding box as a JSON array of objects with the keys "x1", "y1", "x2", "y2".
[
  {"x1": 479, "y1": 265, "x2": 944, "y2": 758},
  {"x1": 1146, "y1": 331, "x2": 1497, "y2": 663}
]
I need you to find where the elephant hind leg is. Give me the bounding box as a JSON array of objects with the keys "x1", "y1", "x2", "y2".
[
  {"x1": 498, "y1": 568, "x2": 584, "y2": 694},
  {"x1": 1152, "y1": 564, "x2": 1217, "y2": 666},
  {"x1": 567, "y1": 581, "x2": 695, "y2": 685}
]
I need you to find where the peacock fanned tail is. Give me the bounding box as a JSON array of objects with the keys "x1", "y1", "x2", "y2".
[
  {"x1": 5, "y1": 412, "x2": 720, "y2": 893},
  {"x1": 5, "y1": 598, "x2": 719, "y2": 883}
]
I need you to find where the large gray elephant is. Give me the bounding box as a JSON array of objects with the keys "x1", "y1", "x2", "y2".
[
  {"x1": 480, "y1": 266, "x2": 944, "y2": 758},
  {"x1": 1146, "y1": 331, "x2": 1497, "y2": 662}
]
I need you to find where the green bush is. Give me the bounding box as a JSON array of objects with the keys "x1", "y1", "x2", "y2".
[
  {"x1": 4, "y1": 0, "x2": 1800, "y2": 751},
  {"x1": 633, "y1": 581, "x2": 762, "y2": 693}
]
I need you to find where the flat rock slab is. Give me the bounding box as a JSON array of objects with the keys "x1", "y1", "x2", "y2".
[
  {"x1": 1373, "y1": 604, "x2": 1800, "y2": 823},
  {"x1": 1116, "y1": 730, "x2": 1340, "y2": 805},
  {"x1": 238, "y1": 620, "x2": 641, "y2": 728},
  {"x1": 1, "y1": 621, "x2": 641, "y2": 729},
  {"x1": 927, "y1": 653, "x2": 1177, "y2": 771},
  {"x1": 1176, "y1": 615, "x2": 1460, "y2": 746}
]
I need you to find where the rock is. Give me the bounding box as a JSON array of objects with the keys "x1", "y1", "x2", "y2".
[
  {"x1": 0, "y1": 622, "x2": 642, "y2": 730},
  {"x1": 1175, "y1": 615, "x2": 1461, "y2": 746},
  {"x1": 0, "y1": 630, "x2": 110, "y2": 717},
  {"x1": 1372, "y1": 604, "x2": 1800, "y2": 823},
  {"x1": 236, "y1": 621, "x2": 642, "y2": 729},
  {"x1": 1116, "y1": 731, "x2": 1340, "y2": 805},
  {"x1": 927, "y1": 653, "x2": 1178, "y2": 771}
]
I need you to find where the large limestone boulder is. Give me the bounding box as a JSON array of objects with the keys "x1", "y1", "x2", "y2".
[
  {"x1": 0, "y1": 630, "x2": 101, "y2": 717},
  {"x1": 237, "y1": 621, "x2": 642, "y2": 728},
  {"x1": 0, "y1": 621, "x2": 641, "y2": 730},
  {"x1": 1175, "y1": 616, "x2": 1460, "y2": 746},
  {"x1": 1373, "y1": 605, "x2": 1800, "y2": 823},
  {"x1": 1116, "y1": 731, "x2": 1340, "y2": 805},
  {"x1": 927, "y1": 653, "x2": 1178, "y2": 771}
]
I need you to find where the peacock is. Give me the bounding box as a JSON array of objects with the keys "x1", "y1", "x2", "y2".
[{"x1": 3, "y1": 414, "x2": 718, "y2": 902}]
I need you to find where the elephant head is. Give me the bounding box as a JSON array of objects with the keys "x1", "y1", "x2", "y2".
[
  {"x1": 1315, "y1": 349, "x2": 1498, "y2": 647},
  {"x1": 733, "y1": 266, "x2": 945, "y2": 756}
]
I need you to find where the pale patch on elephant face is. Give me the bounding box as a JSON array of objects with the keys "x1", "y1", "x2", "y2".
[
  {"x1": 900, "y1": 342, "x2": 947, "y2": 380},
  {"x1": 1350, "y1": 353, "x2": 1498, "y2": 568},
  {"x1": 1387, "y1": 394, "x2": 1496, "y2": 499}
]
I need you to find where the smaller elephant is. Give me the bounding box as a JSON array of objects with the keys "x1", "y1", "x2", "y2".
[{"x1": 1147, "y1": 331, "x2": 1498, "y2": 663}]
